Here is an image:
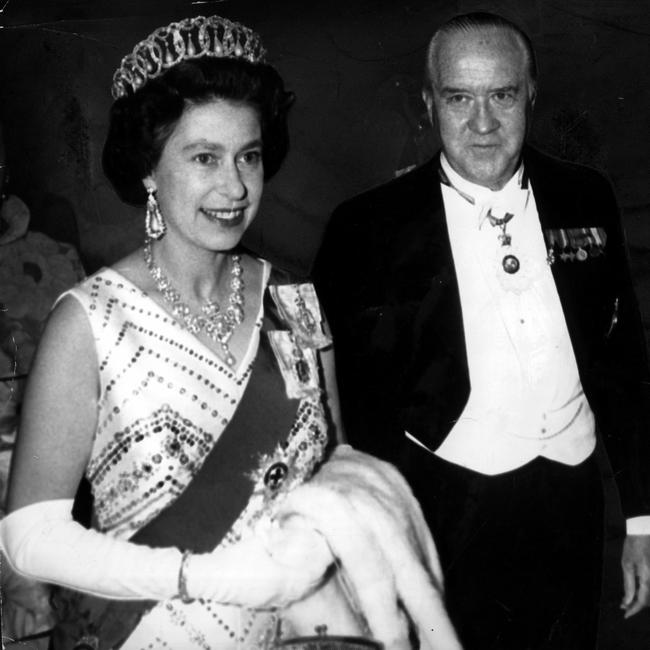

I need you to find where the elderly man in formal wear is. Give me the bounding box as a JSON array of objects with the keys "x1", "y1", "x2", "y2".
[{"x1": 313, "y1": 12, "x2": 650, "y2": 649}]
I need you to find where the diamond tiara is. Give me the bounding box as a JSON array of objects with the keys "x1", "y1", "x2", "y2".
[{"x1": 111, "y1": 15, "x2": 267, "y2": 99}]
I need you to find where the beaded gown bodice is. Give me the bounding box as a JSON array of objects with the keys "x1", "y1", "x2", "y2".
[
  {"x1": 67, "y1": 268, "x2": 262, "y2": 539},
  {"x1": 58, "y1": 264, "x2": 332, "y2": 649}
]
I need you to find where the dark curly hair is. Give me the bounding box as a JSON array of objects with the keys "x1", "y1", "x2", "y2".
[{"x1": 102, "y1": 57, "x2": 294, "y2": 205}]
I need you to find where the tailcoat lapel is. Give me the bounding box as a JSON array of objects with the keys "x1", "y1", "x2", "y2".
[
  {"x1": 523, "y1": 146, "x2": 617, "y2": 369},
  {"x1": 394, "y1": 157, "x2": 469, "y2": 451}
]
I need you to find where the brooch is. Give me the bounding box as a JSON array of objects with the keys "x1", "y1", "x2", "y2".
[
  {"x1": 268, "y1": 283, "x2": 331, "y2": 399},
  {"x1": 269, "y1": 283, "x2": 331, "y2": 349}
]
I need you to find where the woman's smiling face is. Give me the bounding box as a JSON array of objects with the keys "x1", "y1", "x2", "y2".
[{"x1": 144, "y1": 98, "x2": 264, "y2": 252}]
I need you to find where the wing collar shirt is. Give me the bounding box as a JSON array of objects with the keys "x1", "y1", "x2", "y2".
[{"x1": 435, "y1": 153, "x2": 596, "y2": 475}]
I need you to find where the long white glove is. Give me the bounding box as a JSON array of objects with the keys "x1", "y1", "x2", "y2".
[
  {"x1": 0, "y1": 498, "x2": 332, "y2": 607},
  {"x1": 1, "y1": 499, "x2": 182, "y2": 600},
  {"x1": 184, "y1": 521, "x2": 333, "y2": 608}
]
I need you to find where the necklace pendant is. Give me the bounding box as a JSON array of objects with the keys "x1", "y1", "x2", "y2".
[
  {"x1": 143, "y1": 238, "x2": 245, "y2": 369},
  {"x1": 502, "y1": 254, "x2": 520, "y2": 274},
  {"x1": 499, "y1": 233, "x2": 512, "y2": 247}
]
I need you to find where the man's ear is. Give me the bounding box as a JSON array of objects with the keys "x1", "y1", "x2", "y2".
[
  {"x1": 525, "y1": 88, "x2": 536, "y2": 135},
  {"x1": 422, "y1": 89, "x2": 435, "y2": 126}
]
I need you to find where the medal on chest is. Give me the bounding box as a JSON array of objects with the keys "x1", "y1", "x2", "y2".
[
  {"x1": 485, "y1": 208, "x2": 540, "y2": 294},
  {"x1": 487, "y1": 209, "x2": 520, "y2": 274}
]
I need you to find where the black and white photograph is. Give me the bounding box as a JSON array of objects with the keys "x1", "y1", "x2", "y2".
[{"x1": 0, "y1": 1, "x2": 649, "y2": 649}]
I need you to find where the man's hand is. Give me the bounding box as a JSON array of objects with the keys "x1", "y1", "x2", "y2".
[{"x1": 621, "y1": 534, "x2": 650, "y2": 618}]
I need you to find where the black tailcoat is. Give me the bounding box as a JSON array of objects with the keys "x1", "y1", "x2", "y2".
[{"x1": 313, "y1": 145, "x2": 650, "y2": 519}]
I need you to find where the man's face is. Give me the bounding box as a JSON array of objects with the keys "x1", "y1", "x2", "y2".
[{"x1": 424, "y1": 28, "x2": 534, "y2": 190}]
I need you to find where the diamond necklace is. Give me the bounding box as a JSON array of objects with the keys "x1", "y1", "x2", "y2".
[{"x1": 143, "y1": 238, "x2": 245, "y2": 367}]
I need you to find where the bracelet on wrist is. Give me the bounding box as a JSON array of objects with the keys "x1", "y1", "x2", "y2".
[{"x1": 177, "y1": 549, "x2": 194, "y2": 603}]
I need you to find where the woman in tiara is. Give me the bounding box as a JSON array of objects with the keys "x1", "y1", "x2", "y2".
[{"x1": 0, "y1": 15, "x2": 461, "y2": 650}]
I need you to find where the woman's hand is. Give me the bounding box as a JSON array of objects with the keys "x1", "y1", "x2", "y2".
[
  {"x1": 184, "y1": 522, "x2": 334, "y2": 608},
  {"x1": 274, "y1": 445, "x2": 463, "y2": 650},
  {"x1": 1, "y1": 559, "x2": 55, "y2": 643}
]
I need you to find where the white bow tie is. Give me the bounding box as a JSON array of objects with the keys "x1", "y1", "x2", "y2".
[{"x1": 438, "y1": 156, "x2": 529, "y2": 229}]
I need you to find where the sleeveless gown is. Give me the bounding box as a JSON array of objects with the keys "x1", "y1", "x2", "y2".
[{"x1": 55, "y1": 261, "x2": 333, "y2": 650}]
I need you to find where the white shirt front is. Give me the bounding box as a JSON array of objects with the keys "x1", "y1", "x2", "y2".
[{"x1": 433, "y1": 155, "x2": 596, "y2": 474}]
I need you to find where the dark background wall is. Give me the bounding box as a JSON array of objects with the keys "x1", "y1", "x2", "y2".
[
  {"x1": 0, "y1": 1, "x2": 649, "y2": 646},
  {"x1": 4, "y1": 0, "x2": 648, "y2": 345},
  {"x1": 1, "y1": 1, "x2": 649, "y2": 268}
]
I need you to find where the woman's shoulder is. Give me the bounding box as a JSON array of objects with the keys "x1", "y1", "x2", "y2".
[
  {"x1": 36, "y1": 290, "x2": 98, "y2": 377},
  {"x1": 109, "y1": 247, "x2": 153, "y2": 291},
  {"x1": 57, "y1": 258, "x2": 148, "y2": 319}
]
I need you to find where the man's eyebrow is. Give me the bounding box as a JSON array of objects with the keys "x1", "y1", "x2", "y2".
[
  {"x1": 438, "y1": 86, "x2": 471, "y2": 95},
  {"x1": 491, "y1": 84, "x2": 521, "y2": 94},
  {"x1": 438, "y1": 84, "x2": 521, "y2": 95}
]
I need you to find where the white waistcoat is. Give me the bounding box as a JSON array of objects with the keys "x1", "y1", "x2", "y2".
[{"x1": 432, "y1": 157, "x2": 596, "y2": 475}]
